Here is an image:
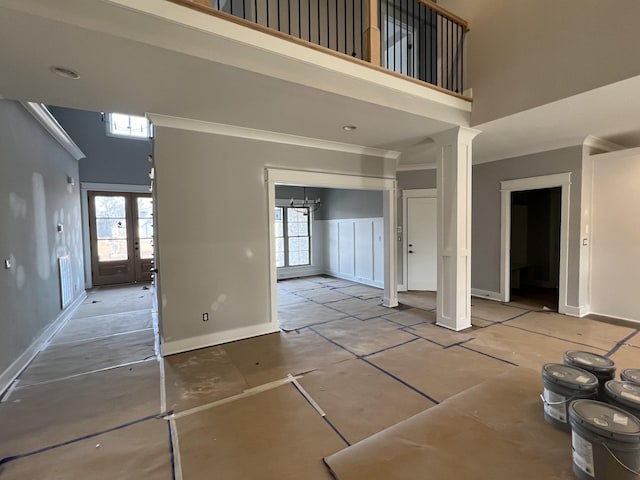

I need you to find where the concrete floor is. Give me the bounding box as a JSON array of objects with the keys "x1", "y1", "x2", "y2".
[{"x1": 0, "y1": 277, "x2": 638, "y2": 479}]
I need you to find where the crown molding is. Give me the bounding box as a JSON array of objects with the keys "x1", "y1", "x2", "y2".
[{"x1": 21, "y1": 102, "x2": 85, "y2": 160}]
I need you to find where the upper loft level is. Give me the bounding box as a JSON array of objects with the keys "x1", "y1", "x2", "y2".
[{"x1": 173, "y1": 0, "x2": 469, "y2": 98}]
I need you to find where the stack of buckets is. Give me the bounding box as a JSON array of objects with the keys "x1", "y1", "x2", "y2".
[{"x1": 541, "y1": 351, "x2": 640, "y2": 479}]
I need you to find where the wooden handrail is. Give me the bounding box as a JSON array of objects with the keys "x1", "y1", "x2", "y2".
[
  {"x1": 418, "y1": 0, "x2": 470, "y2": 31},
  {"x1": 166, "y1": 0, "x2": 471, "y2": 100}
]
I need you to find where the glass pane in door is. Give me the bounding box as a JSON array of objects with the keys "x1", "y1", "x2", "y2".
[
  {"x1": 137, "y1": 197, "x2": 154, "y2": 260},
  {"x1": 94, "y1": 196, "x2": 128, "y2": 261}
]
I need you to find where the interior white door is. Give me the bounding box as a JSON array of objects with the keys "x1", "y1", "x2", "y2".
[{"x1": 407, "y1": 197, "x2": 437, "y2": 290}]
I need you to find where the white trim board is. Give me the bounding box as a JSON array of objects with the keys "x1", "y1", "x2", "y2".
[
  {"x1": 499, "y1": 173, "x2": 572, "y2": 314},
  {"x1": 148, "y1": 114, "x2": 400, "y2": 160},
  {"x1": 80, "y1": 183, "x2": 152, "y2": 289},
  {"x1": 396, "y1": 163, "x2": 437, "y2": 172},
  {"x1": 161, "y1": 323, "x2": 280, "y2": 356},
  {"x1": 0, "y1": 291, "x2": 86, "y2": 397},
  {"x1": 21, "y1": 102, "x2": 85, "y2": 161},
  {"x1": 470, "y1": 288, "x2": 502, "y2": 302},
  {"x1": 402, "y1": 188, "x2": 437, "y2": 292}
]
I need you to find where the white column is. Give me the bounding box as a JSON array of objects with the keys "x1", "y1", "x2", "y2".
[
  {"x1": 432, "y1": 127, "x2": 480, "y2": 331},
  {"x1": 383, "y1": 185, "x2": 398, "y2": 308}
]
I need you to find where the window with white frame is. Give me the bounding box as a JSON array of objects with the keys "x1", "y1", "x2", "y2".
[
  {"x1": 106, "y1": 113, "x2": 152, "y2": 139},
  {"x1": 275, "y1": 206, "x2": 311, "y2": 267}
]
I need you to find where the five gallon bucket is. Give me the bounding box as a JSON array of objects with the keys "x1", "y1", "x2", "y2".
[
  {"x1": 604, "y1": 380, "x2": 640, "y2": 419},
  {"x1": 621, "y1": 368, "x2": 640, "y2": 386},
  {"x1": 569, "y1": 399, "x2": 640, "y2": 480},
  {"x1": 541, "y1": 363, "x2": 598, "y2": 432},
  {"x1": 564, "y1": 350, "x2": 616, "y2": 399}
]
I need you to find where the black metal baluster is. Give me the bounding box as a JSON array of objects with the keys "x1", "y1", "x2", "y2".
[
  {"x1": 254, "y1": 0, "x2": 258, "y2": 23},
  {"x1": 298, "y1": 0, "x2": 301, "y2": 37},
  {"x1": 229, "y1": 0, "x2": 233, "y2": 16},
  {"x1": 308, "y1": 0, "x2": 311, "y2": 41},
  {"x1": 360, "y1": 0, "x2": 364, "y2": 58},
  {"x1": 400, "y1": 0, "x2": 404, "y2": 75},
  {"x1": 351, "y1": 0, "x2": 355, "y2": 56},
  {"x1": 317, "y1": 0, "x2": 320, "y2": 45},
  {"x1": 277, "y1": 0, "x2": 280, "y2": 30},
  {"x1": 385, "y1": 0, "x2": 389, "y2": 69},
  {"x1": 287, "y1": 0, "x2": 291, "y2": 34},
  {"x1": 393, "y1": 0, "x2": 396, "y2": 72},
  {"x1": 335, "y1": 0, "x2": 338, "y2": 52},
  {"x1": 266, "y1": 0, "x2": 270, "y2": 27},
  {"x1": 460, "y1": 26, "x2": 464, "y2": 93},
  {"x1": 241, "y1": 0, "x2": 245, "y2": 19},
  {"x1": 343, "y1": 0, "x2": 347, "y2": 54}
]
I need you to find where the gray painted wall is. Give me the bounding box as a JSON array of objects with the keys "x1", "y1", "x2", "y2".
[
  {"x1": 472, "y1": 146, "x2": 583, "y2": 306},
  {"x1": 396, "y1": 169, "x2": 437, "y2": 284},
  {"x1": 49, "y1": 107, "x2": 151, "y2": 185},
  {"x1": 153, "y1": 127, "x2": 394, "y2": 346},
  {"x1": 315, "y1": 189, "x2": 382, "y2": 220},
  {"x1": 0, "y1": 100, "x2": 84, "y2": 375}
]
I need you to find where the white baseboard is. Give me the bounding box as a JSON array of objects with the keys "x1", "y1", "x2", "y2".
[
  {"x1": 324, "y1": 269, "x2": 384, "y2": 289},
  {"x1": 471, "y1": 288, "x2": 503, "y2": 302},
  {"x1": 0, "y1": 291, "x2": 87, "y2": 397},
  {"x1": 587, "y1": 310, "x2": 639, "y2": 324},
  {"x1": 383, "y1": 296, "x2": 399, "y2": 308},
  {"x1": 161, "y1": 322, "x2": 281, "y2": 356},
  {"x1": 560, "y1": 304, "x2": 590, "y2": 317},
  {"x1": 436, "y1": 320, "x2": 473, "y2": 332},
  {"x1": 277, "y1": 266, "x2": 323, "y2": 280},
  {"x1": 397, "y1": 284, "x2": 407, "y2": 292}
]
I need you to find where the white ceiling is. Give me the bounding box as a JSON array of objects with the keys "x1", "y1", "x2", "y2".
[{"x1": 0, "y1": 0, "x2": 638, "y2": 165}]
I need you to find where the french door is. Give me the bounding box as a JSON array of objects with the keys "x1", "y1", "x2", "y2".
[{"x1": 88, "y1": 192, "x2": 154, "y2": 286}]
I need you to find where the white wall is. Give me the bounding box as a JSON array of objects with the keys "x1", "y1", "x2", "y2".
[
  {"x1": 590, "y1": 151, "x2": 640, "y2": 322},
  {"x1": 323, "y1": 218, "x2": 384, "y2": 288}
]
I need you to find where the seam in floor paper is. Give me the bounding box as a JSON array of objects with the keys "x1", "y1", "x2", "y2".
[
  {"x1": 171, "y1": 375, "x2": 302, "y2": 420},
  {"x1": 458, "y1": 344, "x2": 519, "y2": 367},
  {"x1": 361, "y1": 337, "x2": 420, "y2": 358},
  {"x1": 288, "y1": 375, "x2": 351, "y2": 447},
  {"x1": 168, "y1": 417, "x2": 183, "y2": 480},
  {"x1": 14, "y1": 358, "x2": 156, "y2": 390},
  {"x1": 0, "y1": 411, "x2": 171, "y2": 467},
  {"x1": 308, "y1": 327, "x2": 439, "y2": 404},
  {"x1": 49, "y1": 328, "x2": 154, "y2": 347},
  {"x1": 70, "y1": 308, "x2": 153, "y2": 321},
  {"x1": 502, "y1": 323, "x2": 608, "y2": 352},
  {"x1": 605, "y1": 329, "x2": 640, "y2": 357}
]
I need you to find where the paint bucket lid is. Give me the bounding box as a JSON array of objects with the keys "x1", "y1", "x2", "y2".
[
  {"x1": 564, "y1": 350, "x2": 616, "y2": 374},
  {"x1": 542, "y1": 363, "x2": 598, "y2": 391},
  {"x1": 621, "y1": 368, "x2": 640, "y2": 385},
  {"x1": 569, "y1": 399, "x2": 640, "y2": 443},
  {"x1": 604, "y1": 380, "x2": 640, "y2": 410}
]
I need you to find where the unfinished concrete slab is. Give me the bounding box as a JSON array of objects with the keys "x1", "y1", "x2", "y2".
[
  {"x1": 17, "y1": 329, "x2": 156, "y2": 386},
  {"x1": 163, "y1": 346, "x2": 249, "y2": 413},
  {"x1": 223, "y1": 330, "x2": 354, "y2": 388},
  {"x1": 381, "y1": 307, "x2": 435, "y2": 326},
  {"x1": 176, "y1": 384, "x2": 345, "y2": 480},
  {"x1": 1, "y1": 417, "x2": 171, "y2": 480},
  {"x1": 312, "y1": 317, "x2": 418, "y2": 356},
  {"x1": 368, "y1": 341, "x2": 515, "y2": 403},
  {"x1": 50, "y1": 310, "x2": 153, "y2": 345},
  {"x1": 324, "y1": 368, "x2": 574, "y2": 480},
  {"x1": 298, "y1": 358, "x2": 435, "y2": 444}
]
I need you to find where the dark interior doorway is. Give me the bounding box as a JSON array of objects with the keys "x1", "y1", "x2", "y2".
[{"x1": 510, "y1": 187, "x2": 561, "y2": 311}]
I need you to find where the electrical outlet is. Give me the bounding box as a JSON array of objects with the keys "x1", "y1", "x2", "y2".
[{"x1": 202, "y1": 312, "x2": 209, "y2": 322}]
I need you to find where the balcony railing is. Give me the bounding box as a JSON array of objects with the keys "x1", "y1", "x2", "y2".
[{"x1": 172, "y1": 0, "x2": 468, "y2": 96}]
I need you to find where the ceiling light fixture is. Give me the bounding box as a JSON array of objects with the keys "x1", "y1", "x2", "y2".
[
  {"x1": 50, "y1": 66, "x2": 80, "y2": 80},
  {"x1": 342, "y1": 125, "x2": 357, "y2": 131}
]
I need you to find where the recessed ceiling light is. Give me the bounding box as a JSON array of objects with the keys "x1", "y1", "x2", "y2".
[
  {"x1": 342, "y1": 125, "x2": 357, "y2": 131},
  {"x1": 50, "y1": 66, "x2": 80, "y2": 80}
]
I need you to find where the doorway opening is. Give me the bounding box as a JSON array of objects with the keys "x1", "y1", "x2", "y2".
[
  {"x1": 509, "y1": 187, "x2": 561, "y2": 311},
  {"x1": 88, "y1": 191, "x2": 153, "y2": 286}
]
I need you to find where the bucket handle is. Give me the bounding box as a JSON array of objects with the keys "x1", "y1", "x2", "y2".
[
  {"x1": 603, "y1": 443, "x2": 640, "y2": 476},
  {"x1": 540, "y1": 394, "x2": 574, "y2": 406}
]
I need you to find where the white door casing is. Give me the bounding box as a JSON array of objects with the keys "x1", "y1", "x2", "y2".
[{"x1": 500, "y1": 173, "x2": 571, "y2": 314}]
